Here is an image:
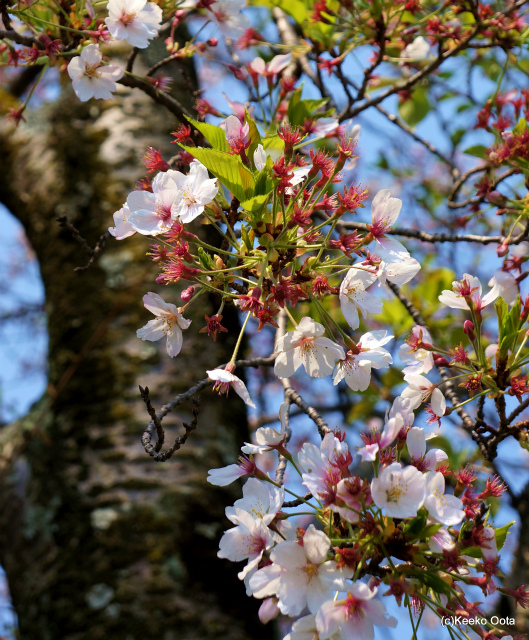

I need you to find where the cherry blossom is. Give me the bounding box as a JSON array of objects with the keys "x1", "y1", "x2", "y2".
[
  {"x1": 371, "y1": 463, "x2": 426, "y2": 518},
  {"x1": 398, "y1": 325, "x2": 435, "y2": 376},
  {"x1": 424, "y1": 471, "x2": 465, "y2": 526},
  {"x1": 170, "y1": 160, "x2": 219, "y2": 223},
  {"x1": 339, "y1": 267, "x2": 382, "y2": 330},
  {"x1": 298, "y1": 432, "x2": 350, "y2": 501},
  {"x1": 438, "y1": 273, "x2": 499, "y2": 312},
  {"x1": 225, "y1": 478, "x2": 284, "y2": 526},
  {"x1": 367, "y1": 190, "x2": 409, "y2": 262},
  {"x1": 108, "y1": 204, "x2": 136, "y2": 240},
  {"x1": 208, "y1": 0, "x2": 250, "y2": 38},
  {"x1": 249, "y1": 525, "x2": 351, "y2": 615},
  {"x1": 207, "y1": 455, "x2": 259, "y2": 486},
  {"x1": 127, "y1": 172, "x2": 180, "y2": 235},
  {"x1": 218, "y1": 508, "x2": 277, "y2": 580},
  {"x1": 401, "y1": 374, "x2": 442, "y2": 410},
  {"x1": 333, "y1": 330, "x2": 393, "y2": 391},
  {"x1": 407, "y1": 427, "x2": 447, "y2": 471},
  {"x1": 105, "y1": 0, "x2": 162, "y2": 49},
  {"x1": 274, "y1": 317, "x2": 345, "y2": 379},
  {"x1": 248, "y1": 53, "x2": 292, "y2": 79},
  {"x1": 315, "y1": 582, "x2": 397, "y2": 640},
  {"x1": 253, "y1": 144, "x2": 267, "y2": 171},
  {"x1": 401, "y1": 37, "x2": 430, "y2": 60},
  {"x1": 207, "y1": 366, "x2": 256, "y2": 407},
  {"x1": 136, "y1": 292, "x2": 191, "y2": 357},
  {"x1": 357, "y1": 412, "x2": 404, "y2": 462},
  {"x1": 67, "y1": 44, "x2": 123, "y2": 102}
]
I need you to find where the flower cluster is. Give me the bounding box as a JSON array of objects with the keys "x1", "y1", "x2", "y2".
[{"x1": 207, "y1": 398, "x2": 517, "y2": 639}]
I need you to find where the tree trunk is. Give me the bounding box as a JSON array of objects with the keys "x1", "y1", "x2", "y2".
[{"x1": 0, "y1": 57, "x2": 270, "y2": 640}]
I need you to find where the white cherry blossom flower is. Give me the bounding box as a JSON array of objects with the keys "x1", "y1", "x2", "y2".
[
  {"x1": 248, "y1": 525, "x2": 351, "y2": 615},
  {"x1": 371, "y1": 462, "x2": 426, "y2": 519},
  {"x1": 426, "y1": 389, "x2": 447, "y2": 426},
  {"x1": 368, "y1": 190, "x2": 409, "y2": 262},
  {"x1": 67, "y1": 44, "x2": 123, "y2": 102},
  {"x1": 170, "y1": 160, "x2": 219, "y2": 223},
  {"x1": 249, "y1": 53, "x2": 292, "y2": 78},
  {"x1": 105, "y1": 0, "x2": 162, "y2": 49},
  {"x1": 226, "y1": 478, "x2": 284, "y2": 526},
  {"x1": 274, "y1": 317, "x2": 345, "y2": 379},
  {"x1": 108, "y1": 203, "x2": 136, "y2": 240},
  {"x1": 401, "y1": 374, "x2": 437, "y2": 410},
  {"x1": 298, "y1": 432, "x2": 350, "y2": 502},
  {"x1": 127, "y1": 172, "x2": 179, "y2": 235},
  {"x1": 339, "y1": 267, "x2": 382, "y2": 330},
  {"x1": 489, "y1": 270, "x2": 518, "y2": 305},
  {"x1": 401, "y1": 36, "x2": 430, "y2": 60},
  {"x1": 316, "y1": 582, "x2": 397, "y2": 640},
  {"x1": 207, "y1": 367, "x2": 255, "y2": 408},
  {"x1": 208, "y1": 0, "x2": 250, "y2": 38},
  {"x1": 218, "y1": 508, "x2": 277, "y2": 580},
  {"x1": 333, "y1": 330, "x2": 393, "y2": 391},
  {"x1": 438, "y1": 273, "x2": 499, "y2": 312},
  {"x1": 398, "y1": 325, "x2": 435, "y2": 376},
  {"x1": 424, "y1": 471, "x2": 465, "y2": 526},
  {"x1": 407, "y1": 427, "x2": 447, "y2": 471},
  {"x1": 136, "y1": 292, "x2": 191, "y2": 357}
]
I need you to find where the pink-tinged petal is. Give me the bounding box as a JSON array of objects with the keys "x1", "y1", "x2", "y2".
[
  {"x1": 207, "y1": 464, "x2": 246, "y2": 486},
  {"x1": 136, "y1": 318, "x2": 165, "y2": 342},
  {"x1": 248, "y1": 564, "x2": 282, "y2": 598},
  {"x1": 375, "y1": 236, "x2": 409, "y2": 261},
  {"x1": 231, "y1": 378, "x2": 256, "y2": 408},
  {"x1": 250, "y1": 57, "x2": 267, "y2": 75},
  {"x1": 406, "y1": 426, "x2": 426, "y2": 459},
  {"x1": 128, "y1": 210, "x2": 167, "y2": 235},
  {"x1": 303, "y1": 525, "x2": 331, "y2": 564},
  {"x1": 142, "y1": 292, "x2": 176, "y2": 317},
  {"x1": 165, "y1": 327, "x2": 183, "y2": 357},
  {"x1": 91, "y1": 77, "x2": 115, "y2": 100},
  {"x1": 358, "y1": 443, "x2": 379, "y2": 462},
  {"x1": 268, "y1": 53, "x2": 292, "y2": 74},
  {"x1": 99, "y1": 64, "x2": 124, "y2": 82},
  {"x1": 127, "y1": 189, "x2": 156, "y2": 214},
  {"x1": 270, "y1": 541, "x2": 306, "y2": 570},
  {"x1": 361, "y1": 599, "x2": 398, "y2": 627},
  {"x1": 72, "y1": 77, "x2": 95, "y2": 102},
  {"x1": 431, "y1": 388, "x2": 446, "y2": 416},
  {"x1": 67, "y1": 57, "x2": 84, "y2": 81},
  {"x1": 109, "y1": 205, "x2": 136, "y2": 240},
  {"x1": 424, "y1": 448, "x2": 448, "y2": 470},
  {"x1": 80, "y1": 43, "x2": 102, "y2": 66},
  {"x1": 371, "y1": 189, "x2": 402, "y2": 226},
  {"x1": 316, "y1": 600, "x2": 345, "y2": 639},
  {"x1": 438, "y1": 290, "x2": 470, "y2": 310}
]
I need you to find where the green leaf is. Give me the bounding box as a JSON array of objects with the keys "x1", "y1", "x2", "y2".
[
  {"x1": 181, "y1": 146, "x2": 255, "y2": 202},
  {"x1": 398, "y1": 88, "x2": 432, "y2": 128},
  {"x1": 497, "y1": 296, "x2": 522, "y2": 357},
  {"x1": 240, "y1": 194, "x2": 270, "y2": 214},
  {"x1": 287, "y1": 89, "x2": 332, "y2": 126},
  {"x1": 246, "y1": 110, "x2": 262, "y2": 162},
  {"x1": 464, "y1": 144, "x2": 489, "y2": 159},
  {"x1": 247, "y1": 0, "x2": 308, "y2": 23},
  {"x1": 185, "y1": 116, "x2": 230, "y2": 152},
  {"x1": 496, "y1": 521, "x2": 514, "y2": 551}
]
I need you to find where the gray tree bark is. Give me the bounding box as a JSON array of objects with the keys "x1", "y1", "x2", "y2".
[{"x1": 0, "y1": 54, "x2": 271, "y2": 640}]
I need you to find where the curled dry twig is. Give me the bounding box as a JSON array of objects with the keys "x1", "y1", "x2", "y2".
[{"x1": 140, "y1": 385, "x2": 202, "y2": 462}]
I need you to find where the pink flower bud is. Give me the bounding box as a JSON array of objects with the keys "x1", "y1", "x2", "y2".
[
  {"x1": 434, "y1": 355, "x2": 450, "y2": 367},
  {"x1": 181, "y1": 286, "x2": 195, "y2": 302},
  {"x1": 258, "y1": 598, "x2": 280, "y2": 624},
  {"x1": 207, "y1": 38, "x2": 218, "y2": 47},
  {"x1": 496, "y1": 241, "x2": 509, "y2": 257},
  {"x1": 463, "y1": 320, "x2": 475, "y2": 341}
]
